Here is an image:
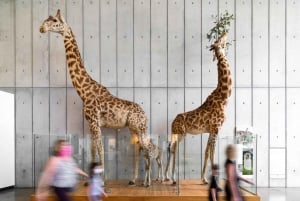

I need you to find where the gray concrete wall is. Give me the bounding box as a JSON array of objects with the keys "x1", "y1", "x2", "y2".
[{"x1": 1, "y1": 0, "x2": 300, "y2": 187}]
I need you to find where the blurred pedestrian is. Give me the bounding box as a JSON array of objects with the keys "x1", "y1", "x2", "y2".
[
  {"x1": 36, "y1": 142, "x2": 88, "y2": 201},
  {"x1": 36, "y1": 139, "x2": 66, "y2": 201},
  {"x1": 209, "y1": 164, "x2": 220, "y2": 201},
  {"x1": 87, "y1": 162, "x2": 107, "y2": 201},
  {"x1": 224, "y1": 145, "x2": 254, "y2": 201}
]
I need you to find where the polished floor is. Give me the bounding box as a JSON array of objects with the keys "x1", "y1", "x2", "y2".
[{"x1": 0, "y1": 187, "x2": 300, "y2": 201}]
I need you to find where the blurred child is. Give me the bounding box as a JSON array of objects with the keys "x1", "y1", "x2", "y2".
[
  {"x1": 209, "y1": 164, "x2": 220, "y2": 201},
  {"x1": 88, "y1": 162, "x2": 108, "y2": 201}
]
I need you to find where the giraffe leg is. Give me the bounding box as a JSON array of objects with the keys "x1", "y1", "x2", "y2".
[
  {"x1": 144, "y1": 158, "x2": 150, "y2": 187},
  {"x1": 90, "y1": 124, "x2": 105, "y2": 183},
  {"x1": 156, "y1": 156, "x2": 164, "y2": 182},
  {"x1": 91, "y1": 134, "x2": 97, "y2": 163},
  {"x1": 164, "y1": 142, "x2": 172, "y2": 181},
  {"x1": 209, "y1": 134, "x2": 217, "y2": 170},
  {"x1": 201, "y1": 141, "x2": 210, "y2": 184},
  {"x1": 201, "y1": 133, "x2": 218, "y2": 184},
  {"x1": 148, "y1": 159, "x2": 152, "y2": 187},
  {"x1": 165, "y1": 141, "x2": 175, "y2": 181},
  {"x1": 171, "y1": 141, "x2": 177, "y2": 185},
  {"x1": 129, "y1": 142, "x2": 140, "y2": 185}
]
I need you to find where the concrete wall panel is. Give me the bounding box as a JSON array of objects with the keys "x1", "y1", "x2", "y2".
[
  {"x1": 49, "y1": 1, "x2": 67, "y2": 87},
  {"x1": 253, "y1": 0, "x2": 268, "y2": 87},
  {"x1": 33, "y1": 0, "x2": 49, "y2": 87},
  {"x1": 269, "y1": 0, "x2": 286, "y2": 87},
  {"x1": 16, "y1": 0, "x2": 32, "y2": 87},
  {"x1": 134, "y1": 0, "x2": 150, "y2": 87},
  {"x1": 168, "y1": 0, "x2": 184, "y2": 87},
  {"x1": 270, "y1": 148, "x2": 286, "y2": 187},
  {"x1": 202, "y1": 1, "x2": 217, "y2": 88},
  {"x1": 270, "y1": 88, "x2": 285, "y2": 148},
  {"x1": 236, "y1": 0, "x2": 252, "y2": 87},
  {"x1": 151, "y1": 0, "x2": 167, "y2": 87},
  {"x1": 185, "y1": 0, "x2": 201, "y2": 87},
  {"x1": 16, "y1": 88, "x2": 33, "y2": 187},
  {"x1": 33, "y1": 88, "x2": 49, "y2": 135},
  {"x1": 50, "y1": 88, "x2": 67, "y2": 135},
  {"x1": 253, "y1": 88, "x2": 269, "y2": 187},
  {"x1": 117, "y1": 0, "x2": 134, "y2": 87},
  {"x1": 287, "y1": 88, "x2": 300, "y2": 187},
  {"x1": 286, "y1": 0, "x2": 300, "y2": 87},
  {"x1": 0, "y1": 1, "x2": 15, "y2": 87},
  {"x1": 236, "y1": 88, "x2": 252, "y2": 126},
  {"x1": 83, "y1": 0, "x2": 100, "y2": 83},
  {"x1": 100, "y1": 0, "x2": 117, "y2": 87}
]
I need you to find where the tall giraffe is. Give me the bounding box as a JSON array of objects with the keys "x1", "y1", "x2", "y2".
[
  {"x1": 39, "y1": 9, "x2": 147, "y2": 185},
  {"x1": 164, "y1": 33, "x2": 232, "y2": 184}
]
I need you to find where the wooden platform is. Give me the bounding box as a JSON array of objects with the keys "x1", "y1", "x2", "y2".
[{"x1": 30, "y1": 179, "x2": 260, "y2": 201}]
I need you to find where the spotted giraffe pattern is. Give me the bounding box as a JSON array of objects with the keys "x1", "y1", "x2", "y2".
[
  {"x1": 164, "y1": 33, "x2": 232, "y2": 184},
  {"x1": 139, "y1": 136, "x2": 164, "y2": 187},
  {"x1": 39, "y1": 10, "x2": 148, "y2": 185}
]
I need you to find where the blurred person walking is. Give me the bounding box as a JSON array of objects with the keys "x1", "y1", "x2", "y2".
[
  {"x1": 36, "y1": 141, "x2": 88, "y2": 201},
  {"x1": 224, "y1": 145, "x2": 253, "y2": 201}
]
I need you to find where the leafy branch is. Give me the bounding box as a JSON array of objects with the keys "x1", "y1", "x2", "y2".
[{"x1": 206, "y1": 11, "x2": 234, "y2": 50}]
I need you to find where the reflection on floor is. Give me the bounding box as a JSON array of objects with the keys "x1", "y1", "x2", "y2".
[
  {"x1": 0, "y1": 187, "x2": 34, "y2": 201},
  {"x1": 257, "y1": 188, "x2": 300, "y2": 201},
  {"x1": 0, "y1": 187, "x2": 300, "y2": 201}
]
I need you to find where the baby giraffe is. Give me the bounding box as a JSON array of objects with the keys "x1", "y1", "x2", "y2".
[{"x1": 139, "y1": 135, "x2": 164, "y2": 187}]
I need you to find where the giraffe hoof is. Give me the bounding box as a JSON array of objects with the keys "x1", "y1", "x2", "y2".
[
  {"x1": 164, "y1": 178, "x2": 170, "y2": 182},
  {"x1": 201, "y1": 179, "x2": 208, "y2": 185},
  {"x1": 172, "y1": 181, "x2": 177, "y2": 186},
  {"x1": 128, "y1": 181, "x2": 135, "y2": 186}
]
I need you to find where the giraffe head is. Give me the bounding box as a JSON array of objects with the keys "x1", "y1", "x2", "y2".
[
  {"x1": 210, "y1": 32, "x2": 227, "y2": 60},
  {"x1": 138, "y1": 135, "x2": 151, "y2": 148},
  {"x1": 39, "y1": 9, "x2": 67, "y2": 35}
]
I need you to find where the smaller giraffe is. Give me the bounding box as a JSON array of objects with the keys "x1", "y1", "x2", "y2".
[
  {"x1": 164, "y1": 33, "x2": 232, "y2": 185},
  {"x1": 139, "y1": 135, "x2": 164, "y2": 187}
]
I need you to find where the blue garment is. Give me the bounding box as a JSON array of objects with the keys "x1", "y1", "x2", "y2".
[
  {"x1": 90, "y1": 174, "x2": 103, "y2": 197},
  {"x1": 52, "y1": 158, "x2": 77, "y2": 188}
]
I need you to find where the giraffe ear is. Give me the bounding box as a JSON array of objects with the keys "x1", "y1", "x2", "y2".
[
  {"x1": 55, "y1": 9, "x2": 61, "y2": 18},
  {"x1": 55, "y1": 9, "x2": 66, "y2": 23}
]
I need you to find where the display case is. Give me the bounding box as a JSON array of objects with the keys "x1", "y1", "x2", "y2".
[{"x1": 33, "y1": 131, "x2": 258, "y2": 198}]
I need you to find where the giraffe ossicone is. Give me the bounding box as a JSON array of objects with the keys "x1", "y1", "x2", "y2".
[
  {"x1": 39, "y1": 9, "x2": 148, "y2": 185},
  {"x1": 164, "y1": 32, "x2": 232, "y2": 185}
]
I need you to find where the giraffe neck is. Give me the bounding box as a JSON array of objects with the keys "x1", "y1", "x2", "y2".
[
  {"x1": 63, "y1": 26, "x2": 98, "y2": 100},
  {"x1": 214, "y1": 47, "x2": 232, "y2": 101}
]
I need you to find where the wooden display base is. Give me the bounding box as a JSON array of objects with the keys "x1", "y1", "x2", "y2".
[{"x1": 30, "y1": 179, "x2": 260, "y2": 201}]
